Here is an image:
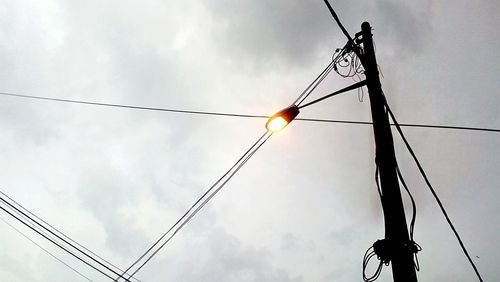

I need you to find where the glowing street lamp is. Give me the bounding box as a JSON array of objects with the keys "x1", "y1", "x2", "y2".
[{"x1": 265, "y1": 105, "x2": 300, "y2": 132}]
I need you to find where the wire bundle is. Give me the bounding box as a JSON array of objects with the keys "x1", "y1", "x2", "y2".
[
  {"x1": 362, "y1": 245, "x2": 384, "y2": 282},
  {"x1": 0, "y1": 191, "x2": 140, "y2": 281},
  {"x1": 332, "y1": 44, "x2": 364, "y2": 80},
  {"x1": 113, "y1": 132, "x2": 272, "y2": 281}
]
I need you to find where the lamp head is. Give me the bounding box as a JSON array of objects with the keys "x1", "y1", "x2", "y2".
[{"x1": 266, "y1": 105, "x2": 300, "y2": 132}]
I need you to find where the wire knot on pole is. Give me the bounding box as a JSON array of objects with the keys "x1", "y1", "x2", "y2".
[{"x1": 372, "y1": 239, "x2": 422, "y2": 265}]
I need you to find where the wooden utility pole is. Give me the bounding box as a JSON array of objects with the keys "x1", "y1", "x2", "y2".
[{"x1": 360, "y1": 21, "x2": 418, "y2": 282}]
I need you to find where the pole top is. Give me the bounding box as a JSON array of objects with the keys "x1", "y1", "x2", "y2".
[{"x1": 361, "y1": 21, "x2": 371, "y2": 30}]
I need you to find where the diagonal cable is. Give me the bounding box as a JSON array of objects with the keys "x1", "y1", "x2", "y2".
[
  {"x1": 123, "y1": 133, "x2": 272, "y2": 281},
  {"x1": 0, "y1": 190, "x2": 141, "y2": 282},
  {"x1": 383, "y1": 97, "x2": 484, "y2": 282},
  {"x1": 114, "y1": 132, "x2": 271, "y2": 281},
  {"x1": 0, "y1": 215, "x2": 95, "y2": 282},
  {"x1": 0, "y1": 204, "x2": 116, "y2": 280},
  {"x1": 0, "y1": 195, "x2": 130, "y2": 281}
]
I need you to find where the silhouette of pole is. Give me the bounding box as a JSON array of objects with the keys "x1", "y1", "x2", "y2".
[{"x1": 360, "y1": 22, "x2": 418, "y2": 282}]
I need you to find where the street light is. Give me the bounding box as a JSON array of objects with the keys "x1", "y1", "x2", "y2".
[{"x1": 265, "y1": 105, "x2": 300, "y2": 132}]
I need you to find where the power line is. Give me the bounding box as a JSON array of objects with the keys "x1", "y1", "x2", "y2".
[
  {"x1": 322, "y1": 0, "x2": 355, "y2": 44},
  {"x1": 384, "y1": 97, "x2": 484, "y2": 282},
  {"x1": 0, "y1": 215, "x2": 95, "y2": 282},
  {"x1": 293, "y1": 60, "x2": 336, "y2": 106},
  {"x1": 0, "y1": 195, "x2": 131, "y2": 281},
  {"x1": 116, "y1": 53, "x2": 337, "y2": 279},
  {"x1": 127, "y1": 133, "x2": 272, "y2": 281},
  {"x1": 0, "y1": 91, "x2": 268, "y2": 119},
  {"x1": 1, "y1": 91, "x2": 498, "y2": 133},
  {"x1": 0, "y1": 191, "x2": 141, "y2": 282},
  {"x1": 0, "y1": 204, "x2": 117, "y2": 281},
  {"x1": 116, "y1": 132, "x2": 272, "y2": 281}
]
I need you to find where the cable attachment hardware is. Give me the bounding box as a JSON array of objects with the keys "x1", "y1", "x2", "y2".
[
  {"x1": 372, "y1": 239, "x2": 422, "y2": 266},
  {"x1": 373, "y1": 239, "x2": 393, "y2": 265},
  {"x1": 405, "y1": 240, "x2": 422, "y2": 255}
]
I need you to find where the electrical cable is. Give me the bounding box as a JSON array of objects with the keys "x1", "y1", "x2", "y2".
[
  {"x1": 296, "y1": 118, "x2": 500, "y2": 133},
  {"x1": 395, "y1": 166, "x2": 416, "y2": 242},
  {"x1": 0, "y1": 193, "x2": 106, "y2": 277},
  {"x1": 362, "y1": 167, "x2": 385, "y2": 281},
  {"x1": 0, "y1": 204, "x2": 116, "y2": 281},
  {"x1": 123, "y1": 133, "x2": 272, "y2": 281},
  {"x1": 293, "y1": 60, "x2": 336, "y2": 106},
  {"x1": 386, "y1": 122, "x2": 500, "y2": 133},
  {"x1": 0, "y1": 91, "x2": 498, "y2": 133},
  {"x1": 114, "y1": 132, "x2": 271, "y2": 281},
  {"x1": 383, "y1": 97, "x2": 484, "y2": 282},
  {"x1": 117, "y1": 53, "x2": 341, "y2": 280},
  {"x1": 0, "y1": 91, "x2": 268, "y2": 119},
  {"x1": 395, "y1": 163, "x2": 422, "y2": 271},
  {"x1": 0, "y1": 195, "x2": 130, "y2": 281},
  {"x1": 0, "y1": 191, "x2": 141, "y2": 282},
  {"x1": 362, "y1": 246, "x2": 383, "y2": 282},
  {"x1": 375, "y1": 165, "x2": 383, "y2": 199},
  {"x1": 295, "y1": 47, "x2": 351, "y2": 107},
  {"x1": 322, "y1": 0, "x2": 355, "y2": 44},
  {"x1": 295, "y1": 61, "x2": 336, "y2": 106},
  {"x1": 0, "y1": 215, "x2": 95, "y2": 282},
  {"x1": 0, "y1": 195, "x2": 97, "y2": 276}
]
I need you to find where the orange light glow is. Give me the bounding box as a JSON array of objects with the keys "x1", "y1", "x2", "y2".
[{"x1": 266, "y1": 116, "x2": 289, "y2": 132}]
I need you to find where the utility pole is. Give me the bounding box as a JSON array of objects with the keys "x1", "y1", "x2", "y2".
[{"x1": 360, "y1": 22, "x2": 418, "y2": 282}]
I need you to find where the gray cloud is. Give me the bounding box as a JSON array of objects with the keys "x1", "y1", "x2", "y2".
[
  {"x1": 0, "y1": 0, "x2": 499, "y2": 281},
  {"x1": 203, "y1": 0, "x2": 334, "y2": 69},
  {"x1": 375, "y1": 1, "x2": 434, "y2": 57},
  {"x1": 142, "y1": 226, "x2": 301, "y2": 282}
]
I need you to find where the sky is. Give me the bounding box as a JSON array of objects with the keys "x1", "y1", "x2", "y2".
[{"x1": 0, "y1": 0, "x2": 499, "y2": 281}]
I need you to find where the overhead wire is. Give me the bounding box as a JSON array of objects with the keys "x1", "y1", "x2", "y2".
[
  {"x1": 0, "y1": 215, "x2": 95, "y2": 282},
  {"x1": 115, "y1": 132, "x2": 272, "y2": 281},
  {"x1": 294, "y1": 46, "x2": 355, "y2": 107},
  {"x1": 1, "y1": 91, "x2": 497, "y2": 133},
  {"x1": 0, "y1": 91, "x2": 268, "y2": 119},
  {"x1": 0, "y1": 195, "x2": 102, "y2": 279},
  {"x1": 117, "y1": 49, "x2": 351, "y2": 280},
  {"x1": 395, "y1": 166, "x2": 416, "y2": 242},
  {"x1": 0, "y1": 194, "x2": 131, "y2": 281},
  {"x1": 322, "y1": 1, "x2": 483, "y2": 280},
  {"x1": 0, "y1": 2, "x2": 490, "y2": 281},
  {"x1": 123, "y1": 133, "x2": 273, "y2": 281},
  {"x1": 320, "y1": 2, "x2": 421, "y2": 279},
  {"x1": 0, "y1": 204, "x2": 117, "y2": 281},
  {"x1": 395, "y1": 163, "x2": 422, "y2": 271},
  {"x1": 322, "y1": 0, "x2": 355, "y2": 44},
  {"x1": 383, "y1": 96, "x2": 484, "y2": 282},
  {"x1": 362, "y1": 166, "x2": 384, "y2": 282},
  {"x1": 362, "y1": 246, "x2": 383, "y2": 282},
  {"x1": 0, "y1": 191, "x2": 141, "y2": 282},
  {"x1": 293, "y1": 60, "x2": 336, "y2": 106}
]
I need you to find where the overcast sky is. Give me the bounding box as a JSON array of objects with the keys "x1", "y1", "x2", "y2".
[{"x1": 0, "y1": 0, "x2": 499, "y2": 281}]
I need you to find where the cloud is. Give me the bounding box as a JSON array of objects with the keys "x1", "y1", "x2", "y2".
[
  {"x1": 0, "y1": 254, "x2": 34, "y2": 281},
  {"x1": 144, "y1": 226, "x2": 302, "y2": 282},
  {"x1": 203, "y1": 0, "x2": 334, "y2": 69},
  {"x1": 375, "y1": 1, "x2": 434, "y2": 57},
  {"x1": 0, "y1": 1, "x2": 499, "y2": 281}
]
